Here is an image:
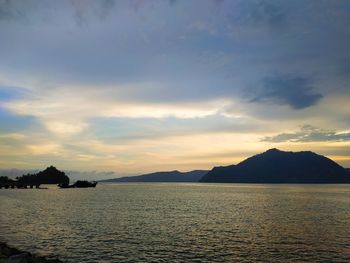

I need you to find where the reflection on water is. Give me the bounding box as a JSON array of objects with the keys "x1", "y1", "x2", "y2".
[{"x1": 1, "y1": 183, "x2": 350, "y2": 262}]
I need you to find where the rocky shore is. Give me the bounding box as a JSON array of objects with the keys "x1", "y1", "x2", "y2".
[{"x1": 0, "y1": 243, "x2": 63, "y2": 263}]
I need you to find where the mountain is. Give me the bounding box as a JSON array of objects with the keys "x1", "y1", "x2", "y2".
[
  {"x1": 16, "y1": 166, "x2": 70, "y2": 184},
  {"x1": 200, "y1": 149, "x2": 350, "y2": 183},
  {"x1": 101, "y1": 170, "x2": 208, "y2": 183}
]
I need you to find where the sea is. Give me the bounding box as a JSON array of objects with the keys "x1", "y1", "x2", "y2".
[{"x1": 1, "y1": 183, "x2": 350, "y2": 262}]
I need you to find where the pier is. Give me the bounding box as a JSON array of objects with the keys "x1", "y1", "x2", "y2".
[{"x1": 0, "y1": 182, "x2": 41, "y2": 189}]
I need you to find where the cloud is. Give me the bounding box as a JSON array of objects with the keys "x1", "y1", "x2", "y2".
[
  {"x1": 0, "y1": 85, "x2": 31, "y2": 101},
  {"x1": 1, "y1": 0, "x2": 350, "y2": 171},
  {"x1": 232, "y1": 0, "x2": 288, "y2": 28},
  {"x1": 3, "y1": 88, "x2": 233, "y2": 136},
  {"x1": 252, "y1": 0, "x2": 287, "y2": 26},
  {"x1": 0, "y1": 0, "x2": 348, "y2": 106},
  {"x1": 0, "y1": 0, "x2": 117, "y2": 24},
  {"x1": 249, "y1": 75, "x2": 323, "y2": 109},
  {"x1": 0, "y1": 0, "x2": 26, "y2": 21},
  {"x1": 71, "y1": 0, "x2": 117, "y2": 26},
  {"x1": 262, "y1": 125, "x2": 350, "y2": 143},
  {"x1": 0, "y1": 108, "x2": 39, "y2": 133},
  {"x1": 87, "y1": 114, "x2": 262, "y2": 145},
  {"x1": 169, "y1": 0, "x2": 177, "y2": 6},
  {"x1": 337, "y1": 57, "x2": 350, "y2": 76}
]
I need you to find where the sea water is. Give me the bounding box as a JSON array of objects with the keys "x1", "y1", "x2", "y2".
[{"x1": 1, "y1": 183, "x2": 350, "y2": 262}]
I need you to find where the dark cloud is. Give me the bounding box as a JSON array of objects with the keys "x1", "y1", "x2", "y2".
[
  {"x1": 250, "y1": 75, "x2": 323, "y2": 109},
  {"x1": 0, "y1": 0, "x2": 116, "y2": 26},
  {"x1": 229, "y1": 0, "x2": 288, "y2": 28},
  {"x1": 0, "y1": 0, "x2": 348, "y2": 109},
  {"x1": 337, "y1": 57, "x2": 350, "y2": 75},
  {"x1": 262, "y1": 125, "x2": 350, "y2": 143},
  {"x1": 249, "y1": 0, "x2": 287, "y2": 26},
  {"x1": 98, "y1": 0, "x2": 115, "y2": 19},
  {"x1": 0, "y1": 0, "x2": 27, "y2": 21},
  {"x1": 71, "y1": 0, "x2": 116, "y2": 27},
  {"x1": 213, "y1": 0, "x2": 225, "y2": 5}
]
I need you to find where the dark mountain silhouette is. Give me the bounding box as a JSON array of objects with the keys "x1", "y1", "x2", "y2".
[
  {"x1": 200, "y1": 149, "x2": 350, "y2": 183},
  {"x1": 16, "y1": 166, "x2": 69, "y2": 184},
  {"x1": 101, "y1": 170, "x2": 208, "y2": 183}
]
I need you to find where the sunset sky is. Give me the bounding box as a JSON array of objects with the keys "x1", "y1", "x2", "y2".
[{"x1": 0, "y1": 0, "x2": 349, "y2": 177}]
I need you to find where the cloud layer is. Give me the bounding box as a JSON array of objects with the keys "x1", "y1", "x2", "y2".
[
  {"x1": 0, "y1": 0, "x2": 350, "y2": 174},
  {"x1": 250, "y1": 75, "x2": 323, "y2": 109},
  {"x1": 263, "y1": 125, "x2": 350, "y2": 143}
]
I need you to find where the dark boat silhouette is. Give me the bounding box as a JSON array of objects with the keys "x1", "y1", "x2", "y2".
[{"x1": 58, "y1": 180, "x2": 97, "y2": 188}]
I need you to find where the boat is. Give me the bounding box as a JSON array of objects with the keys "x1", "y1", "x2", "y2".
[
  {"x1": 58, "y1": 183, "x2": 74, "y2": 188},
  {"x1": 73, "y1": 180, "x2": 98, "y2": 188},
  {"x1": 58, "y1": 181, "x2": 97, "y2": 188}
]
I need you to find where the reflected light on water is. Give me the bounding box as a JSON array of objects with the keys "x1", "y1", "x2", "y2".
[{"x1": 1, "y1": 183, "x2": 350, "y2": 262}]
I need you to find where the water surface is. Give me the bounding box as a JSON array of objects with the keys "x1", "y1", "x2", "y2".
[{"x1": 1, "y1": 183, "x2": 350, "y2": 262}]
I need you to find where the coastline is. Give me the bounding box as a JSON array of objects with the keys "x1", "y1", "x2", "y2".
[{"x1": 0, "y1": 242, "x2": 63, "y2": 263}]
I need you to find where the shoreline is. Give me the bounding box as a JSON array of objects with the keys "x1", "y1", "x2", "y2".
[{"x1": 0, "y1": 242, "x2": 63, "y2": 263}]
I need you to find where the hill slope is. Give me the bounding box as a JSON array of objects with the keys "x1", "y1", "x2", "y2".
[
  {"x1": 16, "y1": 166, "x2": 70, "y2": 184},
  {"x1": 200, "y1": 149, "x2": 350, "y2": 183},
  {"x1": 101, "y1": 170, "x2": 208, "y2": 183}
]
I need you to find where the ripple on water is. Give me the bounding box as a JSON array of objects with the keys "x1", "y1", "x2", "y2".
[{"x1": 1, "y1": 183, "x2": 350, "y2": 262}]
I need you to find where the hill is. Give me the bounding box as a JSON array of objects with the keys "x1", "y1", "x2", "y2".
[
  {"x1": 16, "y1": 166, "x2": 70, "y2": 185},
  {"x1": 200, "y1": 149, "x2": 350, "y2": 183},
  {"x1": 0, "y1": 176, "x2": 14, "y2": 183},
  {"x1": 101, "y1": 170, "x2": 208, "y2": 183}
]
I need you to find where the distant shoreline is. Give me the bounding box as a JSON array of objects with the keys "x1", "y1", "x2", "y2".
[{"x1": 0, "y1": 242, "x2": 64, "y2": 263}]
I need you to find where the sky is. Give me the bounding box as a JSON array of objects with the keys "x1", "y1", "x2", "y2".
[{"x1": 0, "y1": 0, "x2": 350, "y2": 178}]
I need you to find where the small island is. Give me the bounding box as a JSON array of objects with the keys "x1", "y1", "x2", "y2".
[
  {"x1": 0, "y1": 166, "x2": 69, "y2": 189},
  {"x1": 0, "y1": 166, "x2": 98, "y2": 189}
]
